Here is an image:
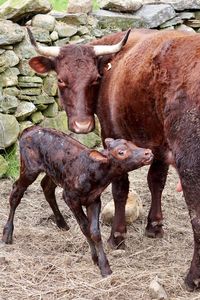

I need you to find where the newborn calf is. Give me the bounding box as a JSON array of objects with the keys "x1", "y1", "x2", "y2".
[{"x1": 2, "y1": 126, "x2": 153, "y2": 276}]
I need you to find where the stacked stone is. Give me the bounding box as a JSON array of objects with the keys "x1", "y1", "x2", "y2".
[
  {"x1": 0, "y1": 4, "x2": 103, "y2": 154},
  {"x1": 96, "y1": 0, "x2": 200, "y2": 31}
]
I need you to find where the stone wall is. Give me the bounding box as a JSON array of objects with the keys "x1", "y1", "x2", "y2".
[{"x1": 0, "y1": 0, "x2": 200, "y2": 175}]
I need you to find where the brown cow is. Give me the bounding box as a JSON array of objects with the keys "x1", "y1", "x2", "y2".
[
  {"x1": 27, "y1": 28, "x2": 200, "y2": 289},
  {"x1": 2, "y1": 126, "x2": 153, "y2": 277}
]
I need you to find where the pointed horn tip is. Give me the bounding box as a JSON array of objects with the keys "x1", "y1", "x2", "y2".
[
  {"x1": 122, "y1": 28, "x2": 131, "y2": 47},
  {"x1": 26, "y1": 26, "x2": 37, "y2": 48},
  {"x1": 26, "y1": 26, "x2": 60, "y2": 57},
  {"x1": 26, "y1": 26, "x2": 32, "y2": 38}
]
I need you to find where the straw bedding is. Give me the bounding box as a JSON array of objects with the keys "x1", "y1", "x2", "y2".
[{"x1": 0, "y1": 166, "x2": 199, "y2": 300}]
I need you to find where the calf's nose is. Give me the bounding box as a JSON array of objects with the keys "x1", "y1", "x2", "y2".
[{"x1": 143, "y1": 149, "x2": 154, "y2": 165}]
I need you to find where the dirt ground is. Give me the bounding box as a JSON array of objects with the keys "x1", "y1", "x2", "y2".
[{"x1": 0, "y1": 166, "x2": 199, "y2": 300}]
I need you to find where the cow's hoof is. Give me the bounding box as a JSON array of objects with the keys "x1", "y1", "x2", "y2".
[
  {"x1": 145, "y1": 222, "x2": 164, "y2": 238},
  {"x1": 185, "y1": 272, "x2": 200, "y2": 291}
]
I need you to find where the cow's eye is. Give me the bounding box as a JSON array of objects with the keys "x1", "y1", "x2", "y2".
[{"x1": 58, "y1": 78, "x2": 67, "y2": 87}]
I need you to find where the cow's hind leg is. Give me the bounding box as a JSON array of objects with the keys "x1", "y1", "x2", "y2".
[
  {"x1": 41, "y1": 175, "x2": 69, "y2": 230},
  {"x1": 87, "y1": 197, "x2": 112, "y2": 277},
  {"x1": 145, "y1": 158, "x2": 168, "y2": 238},
  {"x1": 2, "y1": 172, "x2": 39, "y2": 244},
  {"x1": 179, "y1": 176, "x2": 200, "y2": 290},
  {"x1": 108, "y1": 173, "x2": 129, "y2": 249}
]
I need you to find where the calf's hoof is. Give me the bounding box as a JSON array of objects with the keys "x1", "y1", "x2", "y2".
[
  {"x1": 92, "y1": 254, "x2": 99, "y2": 266},
  {"x1": 185, "y1": 271, "x2": 200, "y2": 291},
  {"x1": 56, "y1": 219, "x2": 70, "y2": 231},
  {"x1": 48, "y1": 215, "x2": 69, "y2": 230},
  {"x1": 101, "y1": 266, "x2": 112, "y2": 278},
  {"x1": 145, "y1": 222, "x2": 164, "y2": 238},
  {"x1": 2, "y1": 225, "x2": 13, "y2": 244},
  {"x1": 2, "y1": 233, "x2": 13, "y2": 244},
  {"x1": 108, "y1": 235, "x2": 125, "y2": 250}
]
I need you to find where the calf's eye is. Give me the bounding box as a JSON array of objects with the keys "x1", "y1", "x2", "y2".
[{"x1": 118, "y1": 150, "x2": 125, "y2": 156}]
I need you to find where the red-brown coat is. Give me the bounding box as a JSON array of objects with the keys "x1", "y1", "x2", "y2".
[
  {"x1": 27, "y1": 28, "x2": 200, "y2": 289},
  {"x1": 2, "y1": 126, "x2": 153, "y2": 277}
]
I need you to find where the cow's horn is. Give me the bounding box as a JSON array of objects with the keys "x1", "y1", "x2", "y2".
[
  {"x1": 27, "y1": 27, "x2": 60, "y2": 57},
  {"x1": 93, "y1": 28, "x2": 131, "y2": 56}
]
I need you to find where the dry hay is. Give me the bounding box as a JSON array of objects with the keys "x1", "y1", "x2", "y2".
[{"x1": 0, "y1": 166, "x2": 200, "y2": 300}]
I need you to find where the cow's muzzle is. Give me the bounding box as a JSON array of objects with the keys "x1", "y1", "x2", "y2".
[{"x1": 70, "y1": 117, "x2": 95, "y2": 133}]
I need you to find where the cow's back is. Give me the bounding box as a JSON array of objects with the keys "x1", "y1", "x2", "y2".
[
  {"x1": 152, "y1": 35, "x2": 200, "y2": 155},
  {"x1": 96, "y1": 30, "x2": 193, "y2": 153}
]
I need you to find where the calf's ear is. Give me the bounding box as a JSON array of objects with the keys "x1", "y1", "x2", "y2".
[
  {"x1": 29, "y1": 56, "x2": 55, "y2": 73},
  {"x1": 104, "y1": 138, "x2": 114, "y2": 149},
  {"x1": 89, "y1": 150, "x2": 108, "y2": 163}
]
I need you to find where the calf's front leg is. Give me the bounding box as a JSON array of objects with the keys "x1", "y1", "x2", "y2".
[
  {"x1": 62, "y1": 191, "x2": 99, "y2": 269},
  {"x1": 87, "y1": 197, "x2": 112, "y2": 277}
]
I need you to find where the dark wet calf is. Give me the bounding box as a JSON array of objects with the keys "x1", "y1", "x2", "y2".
[{"x1": 2, "y1": 126, "x2": 153, "y2": 277}]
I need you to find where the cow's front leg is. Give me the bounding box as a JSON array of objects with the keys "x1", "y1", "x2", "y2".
[
  {"x1": 108, "y1": 173, "x2": 129, "y2": 249},
  {"x1": 145, "y1": 159, "x2": 168, "y2": 238}
]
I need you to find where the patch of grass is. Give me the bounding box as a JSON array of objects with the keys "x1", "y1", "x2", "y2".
[
  {"x1": 50, "y1": 0, "x2": 99, "y2": 11},
  {"x1": 93, "y1": 0, "x2": 99, "y2": 10},
  {"x1": 50, "y1": 0, "x2": 68, "y2": 11},
  {"x1": 4, "y1": 144, "x2": 19, "y2": 179},
  {"x1": 0, "y1": 0, "x2": 99, "y2": 11}
]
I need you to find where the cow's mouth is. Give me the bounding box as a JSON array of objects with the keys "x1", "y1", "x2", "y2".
[{"x1": 71, "y1": 118, "x2": 95, "y2": 133}]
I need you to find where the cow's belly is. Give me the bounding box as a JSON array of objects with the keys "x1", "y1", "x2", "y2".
[{"x1": 108, "y1": 95, "x2": 164, "y2": 150}]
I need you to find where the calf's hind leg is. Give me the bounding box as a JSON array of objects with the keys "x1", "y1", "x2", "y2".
[
  {"x1": 2, "y1": 171, "x2": 39, "y2": 244},
  {"x1": 41, "y1": 175, "x2": 69, "y2": 230}
]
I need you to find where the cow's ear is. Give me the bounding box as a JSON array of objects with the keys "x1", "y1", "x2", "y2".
[
  {"x1": 97, "y1": 55, "x2": 113, "y2": 76},
  {"x1": 89, "y1": 150, "x2": 108, "y2": 163},
  {"x1": 104, "y1": 138, "x2": 114, "y2": 149},
  {"x1": 29, "y1": 56, "x2": 55, "y2": 73}
]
